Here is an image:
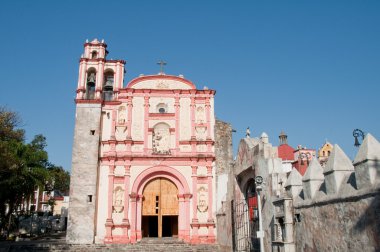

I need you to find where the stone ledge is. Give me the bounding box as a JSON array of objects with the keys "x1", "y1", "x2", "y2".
[{"x1": 294, "y1": 186, "x2": 380, "y2": 209}]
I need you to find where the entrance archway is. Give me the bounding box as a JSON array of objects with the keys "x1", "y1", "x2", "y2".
[
  {"x1": 130, "y1": 166, "x2": 191, "y2": 243},
  {"x1": 142, "y1": 178, "x2": 179, "y2": 238}
]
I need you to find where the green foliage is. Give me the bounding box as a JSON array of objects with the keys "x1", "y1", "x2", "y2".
[
  {"x1": 0, "y1": 106, "x2": 69, "y2": 234},
  {"x1": 47, "y1": 165, "x2": 70, "y2": 195}
]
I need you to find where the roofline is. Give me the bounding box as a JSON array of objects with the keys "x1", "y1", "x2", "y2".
[{"x1": 126, "y1": 74, "x2": 197, "y2": 89}]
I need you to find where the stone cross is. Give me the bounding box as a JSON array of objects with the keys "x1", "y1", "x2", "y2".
[{"x1": 157, "y1": 60, "x2": 167, "y2": 73}]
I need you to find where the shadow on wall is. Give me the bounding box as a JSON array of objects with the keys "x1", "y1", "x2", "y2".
[
  {"x1": 353, "y1": 158, "x2": 380, "y2": 251},
  {"x1": 353, "y1": 188, "x2": 380, "y2": 251}
]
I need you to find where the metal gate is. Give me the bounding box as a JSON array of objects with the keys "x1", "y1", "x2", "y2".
[{"x1": 231, "y1": 199, "x2": 260, "y2": 252}]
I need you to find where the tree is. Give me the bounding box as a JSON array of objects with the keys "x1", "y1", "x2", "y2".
[
  {"x1": 0, "y1": 107, "x2": 51, "y2": 234},
  {"x1": 47, "y1": 165, "x2": 70, "y2": 195}
]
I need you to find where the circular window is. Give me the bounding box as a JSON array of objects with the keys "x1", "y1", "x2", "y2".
[{"x1": 159, "y1": 107, "x2": 166, "y2": 113}]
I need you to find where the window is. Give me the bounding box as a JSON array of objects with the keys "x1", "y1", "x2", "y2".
[
  {"x1": 91, "y1": 51, "x2": 97, "y2": 59},
  {"x1": 156, "y1": 103, "x2": 168, "y2": 113}
]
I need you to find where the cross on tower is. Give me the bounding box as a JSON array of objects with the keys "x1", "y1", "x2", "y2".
[{"x1": 157, "y1": 60, "x2": 167, "y2": 74}]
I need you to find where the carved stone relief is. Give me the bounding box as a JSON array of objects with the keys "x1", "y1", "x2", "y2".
[
  {"x1": 197, "y1": 186, "x2": 208, "y2": 213},
  {"x1": 113, "y1": 186, "x2": 124, "y2": 213},
  {"x1": 156, "y1": 80, "x2": 169, "y2": 89},
  {"x1": 152, "y1": 123, "x2": 171, "y2": 155}
]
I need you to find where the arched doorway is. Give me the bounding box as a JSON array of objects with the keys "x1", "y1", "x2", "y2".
[{"x1": 142, "y1": 178, "x2": 179, "y2": 238}]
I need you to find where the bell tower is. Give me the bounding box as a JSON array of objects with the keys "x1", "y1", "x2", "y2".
[
  {"x1": 76, "y1": 38, "x2": 125, "y2": 101},
  {"x1": 67, "y1": 39, "x2": 126, "y2": 244}
]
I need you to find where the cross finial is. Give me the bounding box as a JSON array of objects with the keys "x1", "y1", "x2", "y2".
[{"x1": 157, "y1": 60, "x2": 167, "y2": 74}]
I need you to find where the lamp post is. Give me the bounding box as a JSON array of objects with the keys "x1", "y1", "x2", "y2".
[
  {"x1": 255, "y1": 176, "x2": 265, "y2": 252},
  {"x1": 353, "y1": 129, "x2": 365, "y2": 147}
]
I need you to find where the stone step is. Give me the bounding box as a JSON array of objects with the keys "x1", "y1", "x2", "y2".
[{"x1": 0, "y1": 242, "x2": 220, "y2": 252}]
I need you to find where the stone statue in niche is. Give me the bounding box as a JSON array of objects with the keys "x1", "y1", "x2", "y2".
[
  {"x1": 196, "y1": 106, "x2": 205, "y2": 124},
  {"x1": 113, "y1": 186, "x2": 124, "y2": 213},
  {"x1": 152, "y1": 123, "x2": 171, "y2": 155},
  {"x1": 197, "y1": 186, "x2": 208, "y2": 213},
  {"x1": 118, "y1": 106, "x2": 126, "y2": 124}
]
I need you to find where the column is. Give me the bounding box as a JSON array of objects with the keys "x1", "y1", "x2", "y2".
[
  {"x1": 105, "y1": 165, "x2": 115, "y2": 243},
  {"x1": 205, "y1": 98, "x2": 211, "y2": 139},
  {"x1": 191, "y1": 165, "x2": 199, "y2": 243},
  {"x1": 184, "y1": 194, "x2": 192, "y2": 242},
  {"x1": 126, "y1": 96, "x2": 133, "y2": 138},
  {"x1": 96, "y1": 61, "x2": 104, "y2": 99},
  {"x1": 174, "y1": 94, "x2": 180, "y2": 153},
  {"x1": 190, "y1": 96, "x2": 196, "y2": 137},
  {"x1": 191, "y1": 166, "x2": 198, "y2": 222},
  {"x1": 178, "y1": 194, "x2": 186, "y2": 240},
  {"x1": 77, "y1": 61, "x2": 87, "y2": 99},
  {"x1": 206, "y1": 165, "x2": 215, "y2": 242},
  {"x1": 122, "y1": 165, "x2": 131, "y2": 241},
  {"x1": 129, "y1": 193, "x2": 137, "y2": 243},
  {"x1": 136, "y1": 194, "x2": 143, "y2": 241},
  {"x1": 143, "y1": 95, "x2": 150, "y2": 152},
  {"x1": 111, "y1": 109, "x2": 117, "y2": 139}
]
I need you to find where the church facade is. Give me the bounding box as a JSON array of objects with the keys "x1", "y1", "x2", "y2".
[{"x1": 67, "y1": 39, "x2": 219, "y2": 244}]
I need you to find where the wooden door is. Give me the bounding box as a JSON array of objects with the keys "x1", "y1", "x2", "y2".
[{"x1": 142, "y1": 178, "x2": 178, "y2": 237}]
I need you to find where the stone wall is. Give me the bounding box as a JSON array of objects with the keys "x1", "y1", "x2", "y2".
[
  {"x1": 281, "y1": 133, "x2": 380, "y2": 252},
  {"x1": 67, "y1": 104, "x2": 102, "y2": 244},
  {"x1": 214, "y1": 119, "x2": 233, "y2": 251},
  {"x1": 295, "y1": 190, "x2": 380, "y2": 252}
]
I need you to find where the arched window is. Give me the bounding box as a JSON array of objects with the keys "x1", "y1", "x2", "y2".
[
  {"x1": 103, "y1": 70, "x2": 114, "y2": 101},
  {"x1": 328, "y1": 150, "x2": 331, "y2": 156},
  {"x1": 91, "y1": 51, "x2": 98, "y2": 59},
  {"x1": 323, "y1": 151, "x2": 325, "y2": 156},
  {"x1": 86, "y1": 68, "x2": 96, "y2": 99}
]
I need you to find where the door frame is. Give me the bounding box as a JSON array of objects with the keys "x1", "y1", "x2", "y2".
[
  {"x1": 130, "y1": 166, "x2": 191, "y2": 243},
  {"x1": 142, "y1": 177, "x2": 179, "y2": 238}
]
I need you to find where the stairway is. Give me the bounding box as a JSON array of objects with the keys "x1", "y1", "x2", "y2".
[{"x1": 0, "y1": 237, "x2": 220, "y2": 252}]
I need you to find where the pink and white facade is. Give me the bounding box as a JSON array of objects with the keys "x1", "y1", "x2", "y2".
[{"x1": 67, "y1": 39, "x2": 217, "y2": 245}]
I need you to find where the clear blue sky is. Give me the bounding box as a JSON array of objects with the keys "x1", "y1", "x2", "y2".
[{"x1": 1, "y1": 1, "x2": 379, "y2": 171}]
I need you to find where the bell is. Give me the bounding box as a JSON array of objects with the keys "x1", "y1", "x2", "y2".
[{"x1": 354, "y1": 136, "x2": 360, "y2": 147}]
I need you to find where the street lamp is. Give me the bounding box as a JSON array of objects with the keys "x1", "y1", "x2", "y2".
[
  {"x1": 353, "y1": 129, "x2": 365, "y2": 147},
  {"x1": 255, "y1": 176, "x2": 265, "y2": 252}
]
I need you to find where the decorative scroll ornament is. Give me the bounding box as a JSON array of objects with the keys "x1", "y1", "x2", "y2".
[
  {"x1": 197, "y1": 186, "x2": 208, "y2": 213},
  {"x1": 113, "y1": 186, "x2": 124, "y2": 213}
]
